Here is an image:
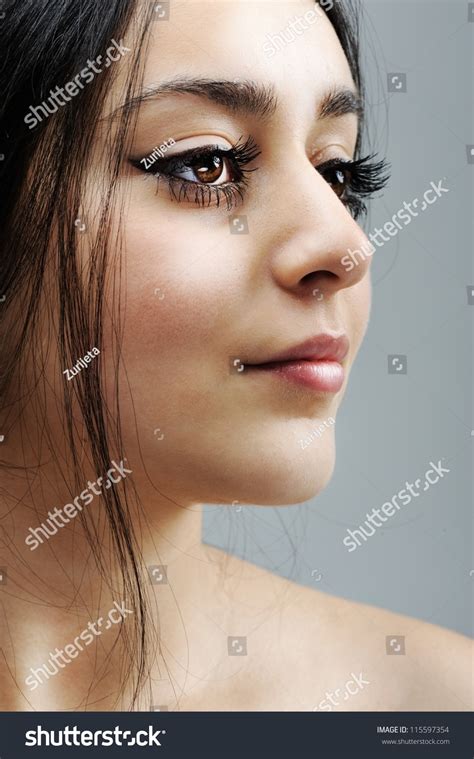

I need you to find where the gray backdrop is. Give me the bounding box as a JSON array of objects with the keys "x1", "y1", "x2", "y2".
[{"x1": 203, "y1": 0, "x2": 473, "y2": 637}]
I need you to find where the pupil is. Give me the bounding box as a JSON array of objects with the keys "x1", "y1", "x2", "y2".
[
  {"x1": 195, "y1": 155, "x2": 223, "y2": 183},
  {"x1": 333, "y1": 168, "x2": 346, "y2": 197}
]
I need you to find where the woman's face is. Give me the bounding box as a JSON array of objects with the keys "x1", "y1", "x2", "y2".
[{"x1": 93, "y1": 0, "x2": 372, "y2": 506}]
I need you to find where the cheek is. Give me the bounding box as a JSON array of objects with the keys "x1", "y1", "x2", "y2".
[{"x1": 118, "y1": 214, "x2": 238, "y2": 368}]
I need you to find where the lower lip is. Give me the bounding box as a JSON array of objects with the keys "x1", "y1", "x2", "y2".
[{"x1": 247, "y1": 360, "x2": 345, "y2": 392}]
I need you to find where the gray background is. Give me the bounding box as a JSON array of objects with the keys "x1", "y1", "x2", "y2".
[{"x1": 203, "y1": 0, "x2": 473, "y2": 637}]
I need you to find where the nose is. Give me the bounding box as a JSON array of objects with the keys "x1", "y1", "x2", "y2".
[{"x1": 268, "y1": 160, "x2": 374, "y2": 298}]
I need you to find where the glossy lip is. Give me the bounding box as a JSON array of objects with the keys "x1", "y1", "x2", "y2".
[
  {"x1": 255, "y1": 334, "x2": 349, "y2": 365},
  {"x1": 245, "y1": 334, "x2": 349, "y2": 393}
]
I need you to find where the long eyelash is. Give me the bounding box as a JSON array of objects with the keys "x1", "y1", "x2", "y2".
[
  {"x1": 132, "y1": 136, "x2": 260, "y2": 210},
  {"x1": 319, "y1": 154, "x2": 391, "y2": 220},
  {"x1": 161, "y1": 173, "x2": 250, "y2": 210}
]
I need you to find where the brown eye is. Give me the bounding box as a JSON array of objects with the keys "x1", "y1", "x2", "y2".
[
  {"x1": 191, "y1": 155, "x2": 223, "y2": 183},
  {"x1": 330, "y1": 168, "x2": 347, "y2": 197},
  {"x1": 318, "y1": 163, "x2": 349, "y2": 198},
  {"x1": 131, "y1": 135, "x2": 262, "y2": 209},
  {"x1": 177, "y1": 154, "x2": 233, "y2": 185}
]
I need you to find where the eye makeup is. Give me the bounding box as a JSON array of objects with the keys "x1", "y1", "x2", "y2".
[
  {"x1": 129, "y1": 135, "x2": 261, "y2": 210},
  {"x1": 140, "y1": 138, "x2": 176, "y2": 169},
  {"x1": 315, "y1": 154, "x2": 390, "y2": 219},
  {"x1": 129, "y1": 133, "x2": 390, "y2": 218}
]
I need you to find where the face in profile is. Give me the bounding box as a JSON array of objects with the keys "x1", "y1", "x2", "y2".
[
  {"x1": 86, "y1": 0, "x2": 379, "y2": 509},
  {"x1": 4, "y1": 0, "x2": 471, "y2": 721}
]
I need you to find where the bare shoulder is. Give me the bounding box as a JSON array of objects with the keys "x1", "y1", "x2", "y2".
[
  {"x1": 285, "y1": 578, "x2": 473, "y2": 711},
  {"x1": 198, "y1": 548, "x2": 472, "y2": 711}
]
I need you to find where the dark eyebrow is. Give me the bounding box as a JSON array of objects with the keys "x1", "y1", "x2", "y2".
[
  {"x1": 110, "y1": 78, "x2": 278, "y2": 121},
  {"x1": 318, "y1": 87, "x2": 363, "y2": 119},
  {"x1": 108, "y1": 78, "x2": 362, "y2": 124}
]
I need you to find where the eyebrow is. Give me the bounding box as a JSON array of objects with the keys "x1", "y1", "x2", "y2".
[
  {"x1": 319, "y1": 87, "x2": 363, "y2": 119},
  {"x1": 111, "y1": 78, "x2": 277, "y2": 121},
  {"x1": 109, "y1": 78, "x2": 362, "y2": 123}
]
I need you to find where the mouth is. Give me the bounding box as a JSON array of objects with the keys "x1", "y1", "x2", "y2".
[{"x1": 242, "y1": 334, "x2": 349, "y2": 393}]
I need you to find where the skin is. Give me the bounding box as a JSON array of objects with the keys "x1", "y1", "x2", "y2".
[{"x1": 0, "y1": 0, "x2": 471, "y2": 711}]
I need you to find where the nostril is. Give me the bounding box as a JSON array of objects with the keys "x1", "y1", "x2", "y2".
[
  {"x1": 300, "y1": 270, "x2": 337, "y2": 287},
  {"x1": 299, "y1": 271, "x2": 339, "y2": 301}
]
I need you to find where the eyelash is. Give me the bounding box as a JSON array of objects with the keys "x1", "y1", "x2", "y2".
[
  {"x1": 130, "y1": 136, "x2": 261, "y2": 211},
  {"x1": 316, "y1": 154, "x2": 391, "y2": 219},
  {"x1": 131, "y1": 138, "x2": 390, "y2": 218}
]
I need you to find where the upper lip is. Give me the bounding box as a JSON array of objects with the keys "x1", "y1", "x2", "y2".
[{"x1": 250, "y1": 334, "x2": 349, "y2": 366}]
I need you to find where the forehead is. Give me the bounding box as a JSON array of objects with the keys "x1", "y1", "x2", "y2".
[{"x1": 122, "y1": 0, "x2": 355, "y2": 122}]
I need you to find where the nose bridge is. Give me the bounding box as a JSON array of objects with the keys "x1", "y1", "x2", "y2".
[{"x1": 267, "y1": 160, "x2": 373, "y2": 293}]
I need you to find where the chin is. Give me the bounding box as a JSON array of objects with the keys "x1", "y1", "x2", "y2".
[
  {"x1": 258, "y1": 459, "x2": 336, "y2": 506},
  {"x1": 217, "y1": 436, "x2": 337, "y2": 507}
]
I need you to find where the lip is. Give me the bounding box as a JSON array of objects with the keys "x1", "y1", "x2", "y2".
[
  {"x1": 245, "y1": 334, "x2": 349, "y2": 393},
  {"x1": 258, "y1": 334, "x2": 349, "y2": 365}
]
